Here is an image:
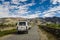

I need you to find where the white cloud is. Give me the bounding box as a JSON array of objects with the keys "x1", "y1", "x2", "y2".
[
  {"x1": 10, "y1": 0, "x2": 35, "y2": 16},
  {"x1": 20, "y1": 14, "x2": 39, "y2": 18},
  {"x1": 0, "y1": 1, "x2": 36, "y2": 18},
  {"x1": 20, "y1": 3, "x2": 35, "y2": 7},
  {"x1": 9, "y1": 5, "x2": 17, "y2": 9},
  {"x1": 18, "y1": 5, "x2": 28, "y2": 14},
  {"x1": 51, "y1": 0, "x2": 60, "y2": 4},
  {"x1": 11, "y1": 0, "x2": 19, "y2": 4},
  {"x1": 17, "y1": 3, "x2": 35, "y2": 15},
  {"x1": 0, "y1": 0, "x2": 4, "y2": 2},
  {"x1": 39, "y1": 0, "x2": 46, "y2": 4},
  {"x1": 43, "y1": 5, "x2": 60, "y2": 14},
  {"x1": 0, "y1": 5, "x2": 9, "y2": 18},
  {"x1": 3, "y1": 1, "x2": 10, "y2": 5},
  {"x1": 56, "y1": 10, "x2": 60, "y2": 13},
  {"x1": 21, "y1": 11, "x2": 41, "y2": 18},
  {"x1": 19, "y1": 0, "x2": 27, "y2": 2},
  {"x1": 42, "y1": 5, "x2": 60, "y2": 17},
  {"x1": 9, "y1": 2, "x2": 35, "y2": 15},
  {"x1": 11, "y1": 0, "x2": 27, "y2": 4},
  {"x1": 43, "y1": 12, "x2": 56, "y2": 17}
]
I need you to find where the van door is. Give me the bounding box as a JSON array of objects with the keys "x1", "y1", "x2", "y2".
[{"x1": 17, "y1": 22, "x2": 27, "y2": 31}]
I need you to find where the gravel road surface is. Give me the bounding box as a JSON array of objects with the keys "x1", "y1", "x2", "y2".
[{"x1": 0, "y1": 26, "x2": 40, "y2": 40}]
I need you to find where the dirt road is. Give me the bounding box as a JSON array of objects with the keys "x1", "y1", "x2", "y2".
[{"x1": 0, "y1": 26, "x2": 40, "y2": 40}]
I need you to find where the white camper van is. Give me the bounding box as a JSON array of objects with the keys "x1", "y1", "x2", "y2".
[{"x1": 16, "y1": 21, "x2": 31, "y2": 33}]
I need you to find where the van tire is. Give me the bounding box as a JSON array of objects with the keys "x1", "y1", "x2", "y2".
[
  {"x1": 17, "y1": 31, "x2": 20, "y2": 34},
  {"x1": 25, "y1": 30, "x2": 28, "y2": 34},
  {"x1": 26, "y1": 31, "x2": 28, "y2": 34}
]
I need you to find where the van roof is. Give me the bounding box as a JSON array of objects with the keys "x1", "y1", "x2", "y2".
[{"x1": 18, "y1": 20, "x2": 28, "y2": 22}]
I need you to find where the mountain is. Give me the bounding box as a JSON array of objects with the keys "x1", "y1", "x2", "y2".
[{"x1": 40, "y1": 16, "x2": 60, "y2": 24}]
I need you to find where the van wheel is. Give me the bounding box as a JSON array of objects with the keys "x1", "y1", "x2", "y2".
[
  {"x1": 25, "y1": 30, "x2": 28, "y2": 34},
  {"x1": 25, "y1": 31, "x2": 28, "y2": 34},
  {"x1": 29, "y1": 27, "x2": 31, "y2": 30},
  {"x1": 17, "y1": 31, "x2": 20, "y2": 34}
]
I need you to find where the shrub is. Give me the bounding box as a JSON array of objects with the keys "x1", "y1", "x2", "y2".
[
  {"x1": 0, "y1": 29, "x2": 16, "y2": 37},
  {"x1": 46, "y1": 23, "x2": 60, "y2": 29}
]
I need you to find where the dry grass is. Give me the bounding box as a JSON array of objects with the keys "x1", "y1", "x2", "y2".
[
  {"x1": 0, "y1": 29, "x2": 16, "y2": 37},
  {"x1": 38, "y1": 27, "x2": 57, "y2": 40},
  {"x1": 0, "y1": 27, "x2": 16, "y2": 31}
]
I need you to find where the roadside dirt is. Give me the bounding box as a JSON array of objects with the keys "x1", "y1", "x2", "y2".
[{"x1": 38, "y1": 27, "x2": 57, "y2": 40}]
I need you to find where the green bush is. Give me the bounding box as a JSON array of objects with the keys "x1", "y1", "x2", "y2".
[
  {"x1": 0, "y1": 23, "x2": 16, "y2": 29},
  {"x1": 46, "y1": 23, "x2": 60, "y2": 29},
  {"x1": 0, "y1": 29, "x2": 16, "y2": 37}
]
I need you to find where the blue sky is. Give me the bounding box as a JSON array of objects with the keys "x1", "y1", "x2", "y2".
[{"x1": 0, "y1": 0, "x2": 60, "y2": 18}]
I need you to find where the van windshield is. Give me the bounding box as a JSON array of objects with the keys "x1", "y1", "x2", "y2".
[{"x1": 19, "y1": 22, "x2": 26, "y2": 26}]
